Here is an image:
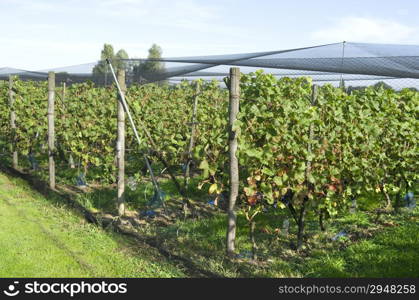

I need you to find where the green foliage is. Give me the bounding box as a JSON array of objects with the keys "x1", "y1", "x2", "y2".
[
  {"x1": 0, "y1": 80, "x2": 9, "y2": 143},
  {"x1": 92, "y1": 43, "x2": 129, "y2": 84},
  {"x1": 133, "y1": 44, "x2": 166, "y2": 84},
  {"x1": 56, "y1": 82, "x2": 118, "y2": 181},
  {"x1": 2, "y1": 78, "x2": 48, "y2": 156},
  {"x1": 0, "y1": 72, "x2": 417, "y2": 222},
  {"x1": 0, "y1": 78, "x2": 228, "y2": 184},
  {"x1": 196, "y1": 71, "x2": 418, "y2": 232}
]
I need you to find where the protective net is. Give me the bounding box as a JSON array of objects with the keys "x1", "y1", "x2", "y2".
[{"x1": 1, "y1": 42, "x2": 419, "y2": 90}]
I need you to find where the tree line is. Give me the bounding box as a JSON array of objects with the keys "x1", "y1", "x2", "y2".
[{"x1": 92, "y1": 43, "x2": 166, "y2": 85}]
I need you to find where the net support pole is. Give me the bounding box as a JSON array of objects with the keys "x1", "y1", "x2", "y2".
[
  {"x1": 226, "y1": 67, "x2": 240, "y2": 257},
  {"x1": 48, "y1": 72, "x2": 56, "y2": 189},
  {"x1": 8, "y1": 75, "x2": 18, "y2": 169},
  {"x1": 117, "y1": 70, "x2": 126, "y2": 217}
]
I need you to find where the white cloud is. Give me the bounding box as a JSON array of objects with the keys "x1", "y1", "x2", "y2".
[{"x1": 311, "y1": 17, "x2": 418, "y2": 44}]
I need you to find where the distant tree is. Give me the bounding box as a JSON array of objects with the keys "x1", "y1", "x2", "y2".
[
  {"x1": 373, "y1": 81, "x2": 393, "y2": 90},
  {"x1": 55, "y1": 72, "x2": 71, "y2": 84},
  {"x1": 115, "y1": 49, "x2": 129, "y2": 71},
  {"x1": 133, "y1": 44, "x2": 166, "y2": 84},
  {"x1": 92, "y1": 44, "x2": 129, "y2": 85},
  {"x1": 347, "y1": 81, "x2": 396, "y2": 95},
  {"x1": 92, "y1": 44, "x2": 114, "y2": 83}
]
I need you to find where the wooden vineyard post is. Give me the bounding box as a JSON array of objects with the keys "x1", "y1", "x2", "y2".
[
  {"x1": 117, "y1": 69, "x2": 126, "y2": 217},
  {"x1": 48, "y1": 72, "x2": 56, "y2": 189},
  {"x1": 62, "y1": 82, "x2": 75, "y2": 169},
  {"x1": 9, "y1": 75, "x2": 18, "y2": 169},
  {"x1": 184, "y1": 81, "x2": 200, "y2": 189},
  {"x1": 62, "y1": 82, "x2": 66, "y2": 99},
  {"x1": 226, "y1": 67, "x2": 240, "y2": 257},
  {"x1": 297, "y1": 84, "x2": 318, "y2": 248},
  {"x1": 306, "y1": 84, "x2": 317, "y2": 178}
]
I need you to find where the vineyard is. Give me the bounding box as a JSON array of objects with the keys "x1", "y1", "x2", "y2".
[{"x1": 0, "y1": 71, "x2": 418, "y2": 277}]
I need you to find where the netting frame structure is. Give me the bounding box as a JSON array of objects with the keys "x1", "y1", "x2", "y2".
[{"x1": 1, "y1": 41, "x2": 419, "y2": 90}]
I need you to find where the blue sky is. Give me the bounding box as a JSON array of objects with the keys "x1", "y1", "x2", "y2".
[{"x1": 1, "y1": 0, "x2": 418, "y2": 70}]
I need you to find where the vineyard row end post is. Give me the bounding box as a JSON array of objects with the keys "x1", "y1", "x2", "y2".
[
  {"x1": 8, "y1": 75, "x2": 18, "y2": 169},
  {"x1": 62, "y1": 82, "x2": 75, "y2": 169},
  {"x1": 226, "y1": 67, "x2": 240, "y2": 257},
  {"x1": 117, "y1": 69, "x2": 126, "y2": 217},
  {"x1": 184, "y1": 81, "x2": 200, "y2": 189},
  {"x1": 297, "y1": 84, "x2": 318, "y2": 248},
  {"x1": 48, "y1": 71, "x2": 56, "y2": 189}
]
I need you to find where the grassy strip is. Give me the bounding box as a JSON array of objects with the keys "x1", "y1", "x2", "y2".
[
  {"x1": 139, "y1": 206, "x2": 419, "y2": 277},
  {"x1": 303, "y1": 220, "x2": 419, "y2": 277},
  {"x1": 1, "y1": 165, "x2": 418, "y2": 278},
  {"x1": 0, "y1": 172, "x2": 185, "y2": 277}
]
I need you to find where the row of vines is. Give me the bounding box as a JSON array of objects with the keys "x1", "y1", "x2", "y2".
[{"x1": 0, "y1": 71, "x2": 417, "y2": 251}]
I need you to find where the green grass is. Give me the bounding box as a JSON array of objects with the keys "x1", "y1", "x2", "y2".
[
  {"x1": 143, "y1": 205, "x2": 419, "y2": 277},
  {"x1": 304, "y1": 220, "x2": 419, "y2": 277},
  {"x1": 0, "y1": 163, "x2": 418, "y2": 278},
  {"x1": 0, "y1": 172, "x2": 185, "y2": 277}
]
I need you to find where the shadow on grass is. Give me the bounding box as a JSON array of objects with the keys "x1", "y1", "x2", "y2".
[
  {"x1": 0, "y1": 165, "x2": 222, "y2": 277},
  {"x1": 78, "y1": 175, "x2": 211, "y2": 214},
  {"x1": 305, "y1": 219, "x2": 419, "y2": 277}
]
